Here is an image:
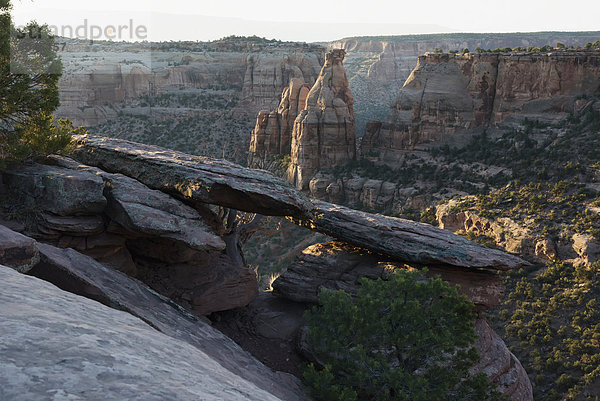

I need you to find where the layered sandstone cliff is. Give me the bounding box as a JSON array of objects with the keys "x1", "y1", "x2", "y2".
[
  {"x1": 287, "y1": 49, "x2": 357, "y2": 189},
  {"x1": 58, "y1": 39, "x2": 324, "y2": 127},
  {"x1": 362, "y1": 50, "x2": 600, "y2": 164},
  {"x1": 332, "y1": 32, "x2": 600, "y2": 134}
]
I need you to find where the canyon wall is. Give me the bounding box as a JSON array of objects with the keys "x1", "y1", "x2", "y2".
[
  {"x1": 58, "y1": 39, "x2": 324, "y2": 127},
  {"x1": 362, "y1": 50, "x2": 600, "y2": 165},
  {"x1": 331, "y1": 33, "x2": 600, "y2": 134}
]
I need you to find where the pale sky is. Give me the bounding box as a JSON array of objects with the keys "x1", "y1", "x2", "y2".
[{"x1": 10, "y1": 0, "x2": 600, "y2": 42}]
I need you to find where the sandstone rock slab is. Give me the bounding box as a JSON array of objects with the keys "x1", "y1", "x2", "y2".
[
  {"x1": 295, "y1": 200, "x2": 528, "y2": 270},
  {"x1": 472, "y1": 318, "x2": 534, "y2": 401},
  {"x1": 103, "y1": 172, "x2": 226, "y2": 252},
  {"x1": 21, "y1": 242, "x2": 307, "y2": 401},
  {"x1": 72, "y1": 134, "x2": 312, "y2": 217},
  {"x1": 2, "y1": 163, "x2": 107, "y2": 216},
  {"x1": 0, "y1": 265, "x2": 287, "y2": 401}
]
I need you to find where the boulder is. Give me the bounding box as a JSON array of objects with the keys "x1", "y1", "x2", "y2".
[
  {"x1": 273, "y1": 241, "x2": 504, "y2": 310},
  {"x1": 102, "y1": 172, "x2": 226, "y2": 252},
  {"x1": 0, "y1": 265, "x2": 301, "y2": 401},
  {"x1": 71, "y1": 134, "x2": 312, "y2": 218},
  {"x1": 0, "y1": 225, "x2": 39, "y2": 273},
  {"x1": 295, "y1": 200, "x2": 528, "y2": 271},
  {"x1": 132, "y1": 249, "x2": 259, "y2": 315},
  {"x1": 2, "y1": 163, "x2": 106, "y2": 216}
]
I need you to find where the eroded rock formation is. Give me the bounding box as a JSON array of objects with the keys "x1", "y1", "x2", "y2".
[
  {"x1": 287, "y1": 49, "x2": 357, "y2": 189},
  {"x1": 248, "y1": 78, "x2": 311, "y2": 166},
  {"x1": 362, "y1": 51, "x2": 600, "y2": 165},
  {"x1": 216, "y1": 238, "x2": 532, "y2": 400},
  {"x1": 2, "y1": 156, "x2": 257, "y2": 316},
  {"x1": 436, "y1": 199, "x2": 599, "y2": 267},
  {"x1": 0, "y1": 136, "x2": 533, "y2": 400},
  {"x1": 270, "y1": 241, "x2": 533, "y2": 400},
  {"x1": 273, "y1": 241, "x2": 505, "y2": 310}
]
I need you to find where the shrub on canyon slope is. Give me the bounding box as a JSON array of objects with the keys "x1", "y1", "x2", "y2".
[
  {"x1": 302, "y1": 269, "x2": 504, "y2": 401},
  {"x1": 0, "y1": 0, "x2": 79, "y2": 167}
]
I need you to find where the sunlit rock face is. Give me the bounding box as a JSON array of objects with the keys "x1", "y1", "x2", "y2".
[{"x1": 287, "y1": 49, "x2": 356, "y2": 190}]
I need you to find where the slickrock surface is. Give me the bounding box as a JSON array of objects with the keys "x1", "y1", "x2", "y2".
[
  {"x1": 0, "y1": 265, "x2": 306, "y2": 401},
  {"x1": 362, "y1": 51, "x2": 600, "y2": 164},
  {"x1": 248, "y1": 78, "x2": 311, "y2": 166},
  {"x1": 272, "y1": 241, "x2": 505, "y2": 310},
  {"x1": 0, "y1": 226, "x2": 308, "y2": 401},
  {"x1": 295, "y1": 200, "x2": 528, "y2": 270},
  {"x1": 72, "y1": 134, "x2": 313, "y2": 217},
  {"x1": 287, "y1": 49, "x2": 356, "y2": 189}
]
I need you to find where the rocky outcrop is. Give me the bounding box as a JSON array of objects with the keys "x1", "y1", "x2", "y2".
[
  {"x1": 0, "y1": 136, "x2": 535, "y2": 400},
  {"x1": 287, "y1": 49, "x2": 357, "y2": 190},
  {"x1": 436, "y1": 199, "x2": 536, "y2": 255},
  {"x1": 296, "y1": 200, "x2": 528, "y2": 270},
  {"x1": 248, "y1": 78, "x2": 311, "y2": 166},
  {"x1": 362, "y1": 51, "x2": 600, "y2": 165},
  {"x1": 0, "y1": 225, "x2": 39, "y2": 272},
  {"x1": 3, "y1": 163, "x2": 106, "y2": 216},
  {"x1": 572, "y1": 233, "x2": 600, "y2": 267},
  {"x1": 436, "y1": 199, "x2": 599, "y2": 266},
  {"x1": 471, "y1": 318, "x2": 533, "y2": 400},
  {"x1": 242, "y1": 52, "x2": 322, "y2": 110},
  {"x1": 268, "y1": 241, "x2": 532, "y2": 400},
  {"x1": 1, "y1": 157, "x2": 258, "y2": 316},
  {"x1": 0, "y1": 262, "x2": 308, "y2": 401},
  {"x1": 68, "y1": 135, "x2": 526, "y2": 271},
  {"x1": 308, "y1": 172, "x2": 399, "y2": 210},
  {"x1": 333, "y1": 33, "x2": 600, "y2": 135}
]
